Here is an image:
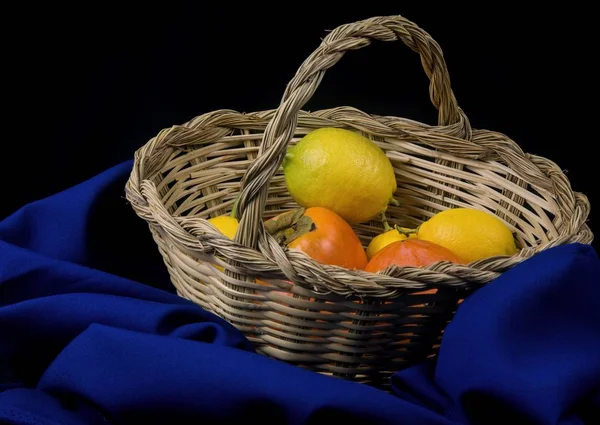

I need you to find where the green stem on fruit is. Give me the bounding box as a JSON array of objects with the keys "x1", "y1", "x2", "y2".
[
  {"x1": 379, "y1": 210, "x2": 392, "y2": 232},
  {"x1": 395, "y1": 225, "x2": 419, "y2": 237},
  {"x1": 388, "y1": 197, "x2": 399, "y2": 206}
]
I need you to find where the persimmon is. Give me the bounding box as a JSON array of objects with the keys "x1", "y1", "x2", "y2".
[
  {"x1": 365, "y1": 238, "x2": 465, "y2": 273},
  {"x1": 366, "y1": 239, "x2": 465, "y2": 303},
  {"x1": 265, "y1": 207, "x2": 368, "y2": 270}
]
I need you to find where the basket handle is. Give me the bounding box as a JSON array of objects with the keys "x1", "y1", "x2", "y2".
[{"x1": 234, "y1": 15, "x2": 470, "y2": 249}]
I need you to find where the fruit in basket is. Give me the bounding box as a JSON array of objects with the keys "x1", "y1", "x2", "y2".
[
  {"x1": 366, "y1": 222, "x2": 420, "y2": 260},
  {"x1": 282, "y1": 127, "x2": 397, "y2": 224},
  {"x1": 206, "y1": 210, "x2": 239, "y2": 274},
  {"x1": 264, "y1": 206, "x2": 368, "y2": 270},
  {"x1": 365, "y1": 239, "x2": 465, "y2": 273},
  {"x1": 414, "y1": 208, "x2": 518, "y2": 263},
  {"x1": 207, "y1": 214, "x2": 280, "y2": 289},
  {"x1": 208, "y1": 215, "x2": 239, "y2": 239},
  {"x1": 366, "y1": 226, "x2": 407, "y2": 260}
]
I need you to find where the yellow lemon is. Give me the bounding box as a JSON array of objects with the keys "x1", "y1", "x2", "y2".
[
  {"x1": 208, "y1": 215, "x2": 239, "y2": 239},
  {"x1": 207, "y1": 214, "x2": 273, "y2": 292},
  {"x1": 207, "y1": 215, "x2": 239, "y2": 274},
  {"x1": 366, "y1": 228, "x2": 407, "y2": 260},
  {"x1": 283, "y1": 128, "x2": 397, "y2": 224},
  {"x1": 417, "y1": 208, "x2": 517, "y2": 263}
]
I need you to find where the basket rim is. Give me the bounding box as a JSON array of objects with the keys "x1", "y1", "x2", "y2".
[{"x1": 124, "y1": 106, "x2": 593, "y2": 298}]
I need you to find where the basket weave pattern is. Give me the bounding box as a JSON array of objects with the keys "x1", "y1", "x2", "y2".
[{"x1": 125, "y1": 16, "x2": 593, "y2": 387}]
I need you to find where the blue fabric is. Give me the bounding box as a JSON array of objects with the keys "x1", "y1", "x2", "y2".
[{"x1": 1, "y1": 161, "x2": 599, "y2": 425}]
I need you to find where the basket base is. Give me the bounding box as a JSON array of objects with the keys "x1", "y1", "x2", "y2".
[{"x1": 170, "y1": 269, "x2": 462, "y2": 392}]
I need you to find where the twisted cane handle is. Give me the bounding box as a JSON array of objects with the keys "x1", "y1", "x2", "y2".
[{"x1": 234, "y1": 15, "x2": 470, "y2": 250}]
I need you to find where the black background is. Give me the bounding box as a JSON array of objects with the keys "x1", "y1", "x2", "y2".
[{"x1": 3, "y1": 4, "x2": 597, "y2": 251}]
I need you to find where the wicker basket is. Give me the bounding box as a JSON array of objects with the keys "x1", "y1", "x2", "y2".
[{"x1": 125, "y1": 15, "x2": 593, "y2": 389}]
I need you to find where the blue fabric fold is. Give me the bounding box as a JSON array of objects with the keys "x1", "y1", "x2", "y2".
[
  {"x1": 391, "y1": 243, "x2": 600, "y2": 424},
  {"x1": 1, "y1": 161, "x2": 599, "y2": 424}
]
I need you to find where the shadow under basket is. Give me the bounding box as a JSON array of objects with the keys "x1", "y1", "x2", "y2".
[{"x1": 124, "y1": 15, "x2": 593, "y2": 390}]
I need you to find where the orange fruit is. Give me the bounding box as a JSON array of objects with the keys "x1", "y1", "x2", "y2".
[
  {"x1": 365, "y1": 238, "x2": 465, "y2": 273},
  {"x1": 265, "y1": 207, "x2": 368, "y2": 270}
]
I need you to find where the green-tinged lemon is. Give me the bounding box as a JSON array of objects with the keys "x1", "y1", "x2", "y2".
[{"x1": 283, "y1": 128, "x2": 397, "y2": 224}]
